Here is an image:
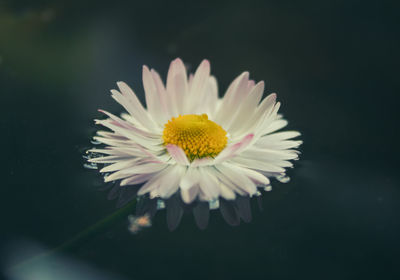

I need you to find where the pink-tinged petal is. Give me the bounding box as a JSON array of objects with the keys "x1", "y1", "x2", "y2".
[
  {"x1": 137, "y1": 170, "x2": 165, "y2": 196},
  {"x1": 230, "y1": 157, "x2": 286, "y2": 173},
  {"x1": 120, "y1": 173, "x2": 155, "y2": 186},
  {"x1": 94, "y1": 120, "x2": 163, "y2": 151},
  {"x1": 247, "y1": 80, "x2": 255, "y2": 89},
  {"x1": 186, "y1": 59, "x2": 211, "y2": 114},
  {"x1": 214, "y1": 72, "x2": 250, "y2": 129},
  {"x1": 110, "y1": 90, "x2": 154, "y2": 131},
  {"x1": 94, "y1": 118, "x2": 161, "y2": 144},
  {"x1": 100, "y1": 159, "x2": 141, "y2": 173},
  {"x1": 166, "y1": 144, "x2": 190, "y2": 165},
  {"x1": 98, "y1": 109, "x2": 159, "y2": 138},
  {"x1": 115, "y1": 82, "x2": 158, "y2": 130},
  {"x1": 256, "y1": 97, "x2": 278, "y2": 130},
  {"x1": 142, "y1": 65, "x2": 168, "y2": 125},
  {"x1": 228, "y1": 81, "x2": 265, "y2": 134},
  {"x1": 93, "y1": 136, "x2": 133, "y2": 147},
  {"x1": 190, "y1": 60, "x2": 210, "y2": 96},
  {"x1": 88, "y1": 155, "x2": 131, "y2": 164},
  {"x1": 87, "y1": 148, "x2": 125, "y2": 156},
  {"x1": 166, "y1": 58, "x2": 188, "y2": 116},
  {"x1": 149, "y1": 69, "x2": 172, "y2": 119},
  {"x1": 129, "y1": 143, "x2": 165, "y2": 161},
  {"x1": 203, "y1": 76, "x2": 219, "y2": 116},
  {"x1": 105, "y1": 162, "x2": 167, "y2": 182},
  {"x1": 234, "y1": 93, "x2": 276, "y2": 137},
  {"x1": 136, "y1": 165, "x2": 183, "y2": 198},
  {"x1": 215, "y1": 163, "x2": 257, "y2": 196},
  {"x1": 257, "y1": 102, "x2": 282, "y2": 135},
  {"x1": 195, "y1": 75, "x2": 219, "y2": 117},
  {"x1": 213, "y1": 134, "x2": 254, "y2": 164},
  {"x1": 219, "y1": 71, "x2": 245, "y2": 104}
]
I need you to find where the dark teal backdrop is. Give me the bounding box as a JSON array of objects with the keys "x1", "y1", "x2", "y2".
[{"x1": 1, "y1": 0, "x2": 399, "y2": 279}]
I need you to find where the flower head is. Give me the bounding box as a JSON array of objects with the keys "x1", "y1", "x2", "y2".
[{"x1": 88, "y1": 58, "x2": 302, "y2": 206}]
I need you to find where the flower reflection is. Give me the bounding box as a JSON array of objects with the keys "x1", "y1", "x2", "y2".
[{"x1": 101, "y1": 183, "x2": 264, "y2": 231}]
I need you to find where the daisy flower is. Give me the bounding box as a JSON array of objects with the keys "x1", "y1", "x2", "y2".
[{"x1": 88, "y1": 58, "x2": 302, "y2": 208}]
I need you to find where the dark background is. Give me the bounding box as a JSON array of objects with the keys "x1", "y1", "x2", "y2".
[{"x1": 1, "y1": 0, "x2": 400, "y2": 279}]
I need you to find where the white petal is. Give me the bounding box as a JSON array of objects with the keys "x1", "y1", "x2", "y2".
[
  {"x1": 259, "y1": 118, "x2": 288, "y2": 136},
  {"x1": 105, "y1": 162, "x2": 167, "y2": 182},
  {"x1": 112, "y1": 145, "x2": 160, "y2": 159},
  {"x1": 157, "y1": 165, "x2": 186, "y2": 198},
  {"x1": 263, "y1": 129, "x2": 299, "y2": 141},
  {"x1": 180, "y1": 168, "x2": 200, "y2": 189},
  {"x1": 87, "y1": 148, "x2": 124, "y2": 156},
  {"x1": 233, "y1": 93, "x2": 276, "y2": 138},
  {"x1": 186, "y1": 59, "x2": 211, "y2": 114},
  {"x1": 215, "y1": 163, "x2": 257, "y2": 196},
  {"x1": 166, "y1": 144, "x2": 190, "y2": 165},
  {"x1": 232, "y1": 165, "x2": 270, "y2": 185},
  {"x1": 213, "y1": 133, "x2": 254, "y2": 164},
  {"x1": 188, "y1": 73, "x2": 194, "y2": 89},
  {"x1": 142, "y1": 65, "x2": 168, "y2": 125},
  {"x1": 181, "y1": 184, "x2": 200, "y2": 204},
  {"x1": 93, "y1": 136, "x2": 134, "y2": 148},
  {"x1": 88, "y1": 155, "x2": 131, "y2": 163},
  {"x1": 207, "y1": 168, "x2": 246, "y2": 196},
  {"x1": 137, "y1": 165, "x2": 172, "y2": 195},
  {"x1": 203, "y1": 76, "x2": 219, "y2": 117},
  {"x1": 227, "y1": 81, "x2": 264, "y2": 134},
  {"x1": 256, "y1": 102, "x2": 282, "y2": 136},
  {"x1": 95, "y1": 119, "x2": 163, "y2": 151},
  {"x1": 255, "y1": 140, "x2": 303, "y2": 150},
  {"x1": 214, "y1": 72, "x2": 250, "y2": 129},
  {"x1": 241, "y1": 147, "x2": 299, "y2": 161},
  {"x1": 166, "y1": 58, "x2": 188, "y2": 116},
  {"x1": 98, "y1": 109, "x2": 160, "y2": 138},
  {"x1": 218, "y1": 182, "x2": 236, "y2": 200},
  {"x1": 120, "y1": 173, "x2": 155, "y2": 186},
  {"x1": 114, "y1": 82, "x2": 158, "y2": 130},
  {"x1": 180, "y1": 168, "x2": 200, "y2": 203},
  {"x1": 229, "y1": 157, "x2": 285, "y2": 173},
  {"x1": 191, "y1": 157, "x2": 213, "y2": 167},
  {"x1": 95, "y1": 130, "x2": 127, "y2": 140},
  {"x1": 198, "y1": 168, "x2": 220, "y2": 201},
  {"x1": 150, "y1": 69, "x2": 172, "y2": 119},
  {"x1": 100, "y1": 159, "x2": 140, "y2": 172}
]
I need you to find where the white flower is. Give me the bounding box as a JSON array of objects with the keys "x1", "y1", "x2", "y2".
[{"x1": 88, "y1": 58, "x2": 302, "y2": 205}]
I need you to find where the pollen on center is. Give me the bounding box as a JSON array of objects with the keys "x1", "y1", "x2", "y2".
[{"x1": 162, "y1": 114, "x2": 228, "y2": 161}]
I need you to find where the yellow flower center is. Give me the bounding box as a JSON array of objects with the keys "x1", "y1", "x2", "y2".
[{"x1": 163, "y1": 114, "x2": 228, "y2": 161}]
